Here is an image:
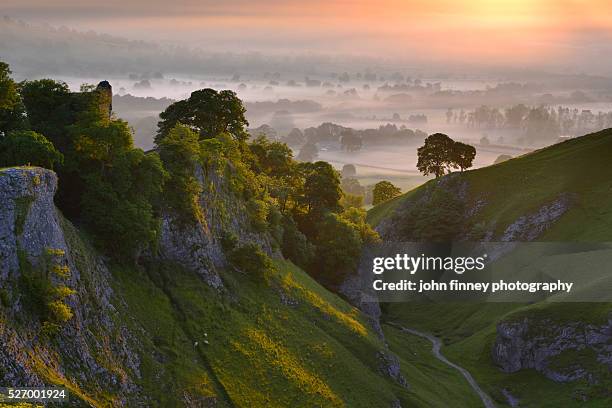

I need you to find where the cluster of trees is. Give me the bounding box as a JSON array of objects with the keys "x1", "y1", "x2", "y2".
[
  {"x1": 155, "y1": 106, "x2": 379, "y2": 286},
  {"x1": 417, "y1": 133, "x2": 476, "y2": 178},
  {"x1": 0, "y1": 64, "x2": 168, "y2": 258},
  {"x1": 1, "y1": 60, "x2": 378, "y2": 288}
]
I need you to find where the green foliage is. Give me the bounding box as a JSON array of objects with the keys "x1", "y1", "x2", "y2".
[
  {"x1": 340, "y1": 193, "x2": 364, "y2": 209},
  {"x1": 18, "y1": 247, "x2": 75, "y2": 336},
  {"x1": 340, "y1": 207, "x2": 380, "y2": 245},
  {"x1": 158, "y1": 124, "x2": 203, "y2": 224},
  {"x1": 312, "y1": 212, "x2": 363, "y2": 285},
  {"x1": 0, "y1": 61, "x2": 26, "y2": 134},
  {"x1": 249, "y1": 136, "x2": 294, "y2": 177},
  {"x1": 156, "y1": 88, "x2": 248, "y2": 144},
  {"x1": 399, "y1": 186, "x2": 465, "y2": 242},
  {"x1": 20, "y1": 78, "x2": 109, "y2": 150},
  {"x1": 0, "y1": 130, "x2": 63, "y2": 169},
  {"x1": 372, "y1": 180, "x2": 402, "y2": 206},
  {"x1": 19, "y1": 79, "x2": 75, "y2": 150},
  {"x1": 281, "y1": 216, "x2": 315, "y2": 270},
  {"x1": 417, "y1": 133, "x2": 454, "y2": 177},
  {"x1": 299, "y1": 161, "x2": 342, "y2": 216},
  {"x1": 451, "y1": 141, "x2": 476, "y2": 172},
  {"x1": 247, "y1": 198, "x2": 269, "y2": 232},
  {"x1": 64, "y1": 119, "x2": 167, "y2": 257},
  {"x1": 228, "y1": 242, "x2": 275, "y2": 280}
]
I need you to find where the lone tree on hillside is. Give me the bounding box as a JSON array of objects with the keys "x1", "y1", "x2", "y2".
[
  {"x1": 416, "y1": 133, "x2": 476, "y2": 177},
  {"x1": 372, "y1": 181, "x2": 401, "y2": 205}
]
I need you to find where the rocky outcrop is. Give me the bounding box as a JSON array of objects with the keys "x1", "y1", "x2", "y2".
[
  {"x1": 500, "y1": 194, "x2": 572, "y2": 241},
  {"x1": 159, "y1": 163, "x2": 272, "y2": 289},
  {"x1": 377, "y1": 350, "x2": 410, "y2": 389},
  {"x1": 0, "y1": 167, "x2": 139, "y2": 402},
  {"x1": 492, "y1": 315, "x2": 612, "y2": 383}
]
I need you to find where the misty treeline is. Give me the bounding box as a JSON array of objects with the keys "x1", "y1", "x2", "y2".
[
  {"x1": 0, "y1": 61, "x2": 378, "y2": 287},
  {"x1": 448, "y1": 104, "x2": 612, "y2": 144},
  {"x1": 250, "y1": 122, "x2": 428, "y2": 160}
]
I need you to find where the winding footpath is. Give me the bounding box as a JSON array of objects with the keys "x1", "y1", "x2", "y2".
[{"x1": 395, "y1": 325, "x2": 497, "y2": 408}]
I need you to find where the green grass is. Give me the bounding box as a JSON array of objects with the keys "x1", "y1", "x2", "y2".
[
  {"x1": 370, "y1": 130, "x2": 612, "y2": 406},
  {"x1": 382, "y1": 324, "x2": 483, "y2": 407},
  {"x1": 104, "y1": 257, "x2": 420, "y2": 407},
  {"x1": 462, "y1": 130, "x2": 612, "y2": 240},
  {"x1": 367, "y1": 187, "x2": 422, "y2": 227},
  {"x1": 368, "y1": 129, "x2": 612, "y2": 239}
]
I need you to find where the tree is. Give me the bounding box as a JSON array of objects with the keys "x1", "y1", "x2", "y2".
[
  {"x1": 79, "y1": 146, "x2": 167, "y2": 258},
  {"x1": 416, "y1": 133, "x2": 455, "y2": 177},
  {"x1": 156, "y1": 88, "x2": 248, "y2": 144},
  {"x1": 399, "y1": 188, "x2": 464, "y2": 242},
  {"x1": 340, "y1": 130, "x2": 362, "y2": 152},
  {"x1": 417, "y1": 133, "x2": 476, "y2": 177},
  {"x1": 0, "y1": 62, "x2": 26, "y2": 135},
  {"x1": 296, "y1": 142, "x2": 318, "y2": 162},
  {"x1": 158, "y1": 124, "x2": 203, "y2": 223},
  {"x1": 20, "y1": 79, "x2": 77, "y2": 150},
  {"x1": 300, "y1": 161, "x2": 342, "y2": 216},
  {"x1": 249, "y1": 136, "x2": 294, "y2": 178},
  {"x1": 68, "y1": 119, "x2": 167, "y2": 257},
  {"x1": 341, "y1": 164, "x2": 357, "y2": 178},
  {"x1": 312, "y1": 212, "x2": 363, "y2": 285},
  {"x1": 340, "y1": 194, "x2": 364, "y2": 209},
  {"x1": 0, "y1": 130, "x2": 63, "y2": 169},
  {"x1": 505, "y1": 104, "x2": 529, "y2": 128},
  {"x1": 494, "y1": 154, "x2": 512, "y2": 164},
  {"x1": 372, "y1": 181, "x2": 401, "y2": 205},
  {"x1": 340, "y1": 207, "x2": 380, "y2": 245},
  {"x1": 341, "y1": 177, "x2": 365, "y2": 197},
  {"x1": 285, "y1": 128, "x2": 305, "y2": 147},
  {"x1": 451, "y1": 142, "x2": 476, "y2": 172}
]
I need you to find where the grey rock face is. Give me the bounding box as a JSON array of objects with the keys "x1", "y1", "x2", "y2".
[
  {"x1": 377, "y1": 350, "x2": 410, "y2": 389},
  {"x1": 492, "y1": 315, "x2": 612, "y2": 383},
  {"x1": 0, "y1": 167, "x2": 139, "y2": 401},
  {"x1": 500, "y1": 194, "x2": 571, "y2": 242},
  {"x1": 159, "y1": 163, "x2": 272, "y2": 290}
]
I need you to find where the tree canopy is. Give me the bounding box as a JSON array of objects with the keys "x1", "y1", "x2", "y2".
[
  {"x1": 0, "y1": 130, "x2": 63, "y2": 169},
  {"x1": 0, "y1": 62, "x2": 26, "y2": 135},
  {"x1": 372, "y1": 181, "x2": 402, "y2": 205},
  {"x1": 417, "y1": 133, "x2": 476, "y2": 177},
  {"x1": 156, "y1": 88, "x2": 248, "y2": 144}
]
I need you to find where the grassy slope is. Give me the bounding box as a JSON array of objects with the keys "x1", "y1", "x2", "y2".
[
  {"x1": 370, "y1": 130, "x2": 612, "y2": 406},
  {"x1": 369, "y1": 129, "x2": 612, "y2": 238},
  {"x1": 109, "y1": 256, "x2": 513, "y2": 407}
]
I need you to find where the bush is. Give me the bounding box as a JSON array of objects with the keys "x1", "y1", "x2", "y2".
[
  {"x1": 228, "y1": 242, "x2": 275, "y2": 280},
  {"x1": 281, "y1": 216, "x2": 315, "y2": 269},
  {"x1": 0, "y1": 130, "x2": 63, "y2": 169},
  {"x1": 399, "y1": 187, "x2": 465, "y2": 242},
  {"x1": 19, "y1": 247, "x2": 75, "y2": 336},
  {"x1": 312, "y1": 212, "x2": 363, "y2": 286}
]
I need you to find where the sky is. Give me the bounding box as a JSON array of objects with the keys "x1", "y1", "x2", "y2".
[{"x1": 4, "y1": 0, "x2": 612, "y2": 72}]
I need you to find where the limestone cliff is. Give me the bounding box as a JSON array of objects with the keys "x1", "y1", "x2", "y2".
[{"x1": 0, "y1": 167, "x2": 139, "y2": 404}]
